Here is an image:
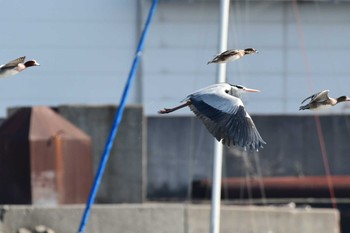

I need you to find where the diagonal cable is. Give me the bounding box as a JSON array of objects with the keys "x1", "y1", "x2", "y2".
[
  {"x1": 292, "y1": 0, "x2": 337, "y2": 209},
  {"x1": 77, "y1": 1, "x2": 158, "y2": 232}
]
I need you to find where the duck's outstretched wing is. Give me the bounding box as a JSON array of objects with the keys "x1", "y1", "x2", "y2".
[
  {"x1": 213, "y1": 49, "x2": 238, "y2": 60},
  {"x1": 207, "y1": 49, "x2": 240, "y2": 64},
  {"x1": 301, "y1": 90, "x2": 329, "y2": 104},
  {"x1": 2, "y1": 56, "x2": 26, "y2": 69}
]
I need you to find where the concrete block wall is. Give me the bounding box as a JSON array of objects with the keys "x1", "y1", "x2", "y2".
[
  {"x1": 56, "y1": 105, "x2": 146, "y2": 204},
  {"x1": 0, "y1": 204, "x2": 340, "y2": 233}
]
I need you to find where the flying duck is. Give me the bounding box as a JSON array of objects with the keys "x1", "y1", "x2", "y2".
[
  {"x1": 207, "y1": 48, "x2": 258, "y2": 64},
  {"x1": 299, "y1": 90, "x2": 350, "y2": 111},
  {"x1": 0, "y1": 56, "x2": 40, "y2": 78}
]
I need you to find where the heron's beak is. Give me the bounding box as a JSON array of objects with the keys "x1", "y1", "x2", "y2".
[{"x1": 244, "y1": 88, "x2": 260, "y2": 93}]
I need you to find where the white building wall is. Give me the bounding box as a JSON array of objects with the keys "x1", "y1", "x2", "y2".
[{"x1": 0, "y1": 1, "x2": 349, "y2": 116}]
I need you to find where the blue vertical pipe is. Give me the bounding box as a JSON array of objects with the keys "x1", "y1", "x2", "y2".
[{"x1": 77, "y1": 1, "x2": 158, "y2": 232}]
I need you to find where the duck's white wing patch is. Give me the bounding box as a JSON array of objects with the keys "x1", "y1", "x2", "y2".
[{"x1": 2, "y1": 56, "x2": 26, "y2": 69}]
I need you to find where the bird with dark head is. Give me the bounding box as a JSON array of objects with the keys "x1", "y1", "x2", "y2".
[
  {"x1": 299, "y1": 90, "x2": 350, "y2": 111},
  {"x1": 158, "y1": 83, "x2": 266, "y2": 151},
  {"x1": 0, "y1": 56, "x2": 40, "y2": 78},
  {"x1": 244, "y1": 48, "x2": 258, "y2": 55},
  {"x1": 24, "y1": 60, "x2": 40, "y2": 68},
  {"x1": 207, "y1": 47, "x2": 258, "y2": 64}
]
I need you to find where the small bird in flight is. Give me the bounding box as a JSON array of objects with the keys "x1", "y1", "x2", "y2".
[
  {"x1": 207, "y1": 48, "x2": 258, "y2": 64},
  {"x1": 299, "y1": 90, "x2": 350, "y2": 111},
  {"x1": 158, "y1": 83, "x2": 266, "y2": 151},
  {"x1": 0, "y1": 56, "x2": 40, "y2": 78}
]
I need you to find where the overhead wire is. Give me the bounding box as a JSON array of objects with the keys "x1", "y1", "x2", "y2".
[
  {"x1": 187, "y1": 0, "x2": 217, "y2": 203},
  {"x1": 291, "y1": 0, "x2": 337, "y2": 209},
  {"x1": 220, "y1": 3, "x2": 271, "y2": 223}
]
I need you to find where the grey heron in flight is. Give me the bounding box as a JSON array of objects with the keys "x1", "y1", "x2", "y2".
[
  {"x1": 158, "y1": 83, "x2": 266, "y2": 151},
  {"x1": 207, "y1": 48, "x2": 258, "y2": 65},
  {"x1": 299, "y1": 90, "x2": 350, "y2": 111}
]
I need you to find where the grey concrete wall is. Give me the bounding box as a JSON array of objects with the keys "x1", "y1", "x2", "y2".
[
  {"x1": 147, "y1": 114, "x2": 350, "y2": 199},
  {"x1": 0, "y1": 204, "x2": 340, "y2": 233},
  {"x1": 56, "y1": 105, "x2": 146, "y2": 204},
  {"x1": 147, "y1": 116, "x2": 214, "y2": 199}
]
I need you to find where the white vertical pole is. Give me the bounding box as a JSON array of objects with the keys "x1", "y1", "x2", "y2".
[
  {"x1": 210, "y1": 1, "x2": 230, "y2": 233},
  {"x1": 135, "y1": 0, "x2": 143, "y2": 104}
]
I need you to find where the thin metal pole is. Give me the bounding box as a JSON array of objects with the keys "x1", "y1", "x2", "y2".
[
  {"x1": 210, "y1": 1, "x2": 230, "y2": 233},
  {"x1": 76, "y1": 1, "x2": 158, "y2": 232}
]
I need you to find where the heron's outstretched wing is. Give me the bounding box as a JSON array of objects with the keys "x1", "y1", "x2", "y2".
[
  {"x1": 188, "y1": 90, "x2": 265, "y2": 151},
  {"x1": 1, "y1": 57, "x2": 26, "y2": 69},
  {"x1": 301, "y1": 90, "x2": 329, "y2": 104}
]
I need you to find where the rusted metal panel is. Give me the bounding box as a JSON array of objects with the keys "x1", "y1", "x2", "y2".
[
  {"x1": 58, "y1": 138, "x2": 93, "y2": 204},
  {"x1": 29, "y1": 107, "x2": 93, "y2": 205},
  {"x1": 192, "y1": 176, "x2": 350, "y2": 199},
  {"x1": 0, "y1": 106, "x2": 93, "y2": 205},
  {"x1": 30, "y1": 139, "x2": 58, "y2": 205}
]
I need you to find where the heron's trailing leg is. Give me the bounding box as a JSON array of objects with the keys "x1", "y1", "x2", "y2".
[{"x1": 158, "y1": 101, "x2": 191, "y2": 114}]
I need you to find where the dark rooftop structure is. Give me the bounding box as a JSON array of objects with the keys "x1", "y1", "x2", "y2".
[{"x1": 0, "y1": 106, "x2": 93, "y2": 205}]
